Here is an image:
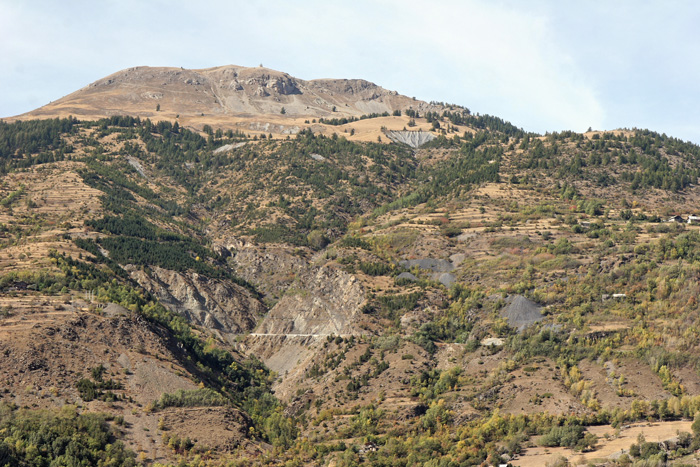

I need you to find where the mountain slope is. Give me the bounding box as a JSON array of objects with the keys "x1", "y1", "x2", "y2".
[
  {"x1": 4, "y1": 66, "x2": 700, "y2": 465},
  {"x1": 14, "y1": 65, "x2": 446, "y2": 137}
]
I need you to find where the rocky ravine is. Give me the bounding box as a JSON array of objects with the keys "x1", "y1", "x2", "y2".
[
  {"x1": 385, "y1": 130, "x2": 436, "y2": 148},
  {"x1": 252, "y1": 264, "x2": 365, "y2": 337},
  {"x1": 223, "y1": 239, "x2": 365, "y2": 337},
  {"x1": 125, "y1": 240, "x2": 367, "y2": 400},
  {"x1": 245, "y1": 262, "x2": 365, "y2": 398},
  {"x1": 220, "y1": 240, "x2": 367, "y2": 398}
]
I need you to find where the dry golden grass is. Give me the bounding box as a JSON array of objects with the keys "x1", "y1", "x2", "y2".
[
  {"x1": 0, "y1": 161, "x2": 104, "y2": 275},
  {"x1": 514, "y1": 420, "x2": 692, "y2": 467}
]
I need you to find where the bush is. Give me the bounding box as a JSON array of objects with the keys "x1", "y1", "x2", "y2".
[
  {"x1": 540, "y1": 425, "x2": 596, "y2": 451},
  {"x1": 76, "y1": 378, "x2": 97, "y2": 402},
  {"x1": 339, "y1": 236, "x2": 371, "y2": 250},
  {"x1": 307, "y1": 229, "x2": 329, "y2": 250},
  {"x1": 0, "y1": 404, "x2": 138, "y2": 465},
  {"x1": 152, "y1": 388, "x2": 228, "y2": 410},
  {"x1": 358, "y1": 261, "x2": 392, "y2": 276},
  {"x1": 441, "y1": 225, "x2": 463, "y2": 238},
  {"x1": 264, "y1": 410, "x2": 297, "y2": 448}
]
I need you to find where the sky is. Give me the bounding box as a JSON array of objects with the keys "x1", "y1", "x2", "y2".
[{"x1": 1, "y1": 0, "x2": 699, "y2": 143}]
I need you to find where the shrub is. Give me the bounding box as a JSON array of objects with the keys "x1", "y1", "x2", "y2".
[
  {"x1": 358, "y1": 261, "x2": 392, "y2": 276},
  {"x1": 152, "y1": 388, "x2": 228, "y2": 410},
  {"x1": 339, "y1": 236, "x2": 371, "y2": 250},
  {"x1": 540, "y1": 425, "x2": 596, "y2": 451}
]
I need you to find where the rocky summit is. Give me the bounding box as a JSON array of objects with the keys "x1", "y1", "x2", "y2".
[{"x1": 15, "y1": 65, "x2": 442, "y2": 134}]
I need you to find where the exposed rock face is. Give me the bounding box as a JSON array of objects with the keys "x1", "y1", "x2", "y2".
[
  {"x1": 255, "y1": 264, "x2": 364, "y2": 336},
  {"x1": 385, "y1": 130, "x2": 436, "y2": 148},
  {"x1": 222, "y1": 238, "x2": 309, "y2": 300},
  {"x1": 267, "y1": 75, "x2": 301, "y2": 95},
  {"x1": 223, "y1": 238, "x2": 365, "y2": 335},
  {"x1": 220, "y1": 238, "x2": 366, "y2": 394},
  {"x1": 246, "y1": 121, "x2": 300, "y2": 134},
  {"x1": 396, "y1": 272, "x2": 418, "y2": 282},
  {"x1": 245, "y1": 261, "x2": 365, "y2": 397},
  {"x1": 128, "y1": 266, "x2": 264, "y2": 345},
  {"x1": 436, "y1": 272, "x2": 456, "y2": 288}
]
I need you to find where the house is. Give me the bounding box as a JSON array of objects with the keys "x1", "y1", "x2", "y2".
[
  {"x1": 602, "y1": 293, "x2": 627, "y2": 301},
  {"x1": 666, "y1": 215, "x2": 685, "y2": 223},
  {"x1": 688, "y1": 215, "x2": 700, "y2": 224}
]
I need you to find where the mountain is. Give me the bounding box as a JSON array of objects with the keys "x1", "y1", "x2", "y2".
[
  {"x1": 2, "y1": 67, "x2": 700, "y2": 465},
  {"x1": 13, "y1": 65, "x2": 447, "y2": 140}
]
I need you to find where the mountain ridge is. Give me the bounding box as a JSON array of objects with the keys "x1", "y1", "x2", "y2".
[{"x1": 12, "y1": 64, "x2": 448, "y2": 130}]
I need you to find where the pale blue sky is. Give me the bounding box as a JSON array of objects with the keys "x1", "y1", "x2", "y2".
[{"x1": 2, "y1": 0, "x2": 699, "y2": 143}]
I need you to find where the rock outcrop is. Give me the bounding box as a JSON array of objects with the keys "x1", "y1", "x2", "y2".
[
  {"x1": 385, "y1": 130, "x2": 436, "y2": 148},
  {"x1": 223, "y1": 238, "x2": 365, "y2": 336},
  {"x1": 255, "y1": 264, "x2": 364, "y2": 336},
  {"x1": 222, "y1": 238, "x2": 309, "y2": 300},
  {"x1": 128, "y1": 266, "x2": 264, "y2": 345},
  {"x1": 220, "y1": 238, "x2": 366, "y2": 394},
  {"x1": 245, "y1": 261, "x2": 365, "y2": 397}
]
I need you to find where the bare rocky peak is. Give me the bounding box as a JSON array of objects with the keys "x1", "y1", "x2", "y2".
[{"x1": 23, "y1": 64, "x2": 444, "y2": 120}]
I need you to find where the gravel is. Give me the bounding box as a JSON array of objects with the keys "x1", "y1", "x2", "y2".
[{"x1": 501, "y1": 295, "x2": 543, "y2": 332}]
